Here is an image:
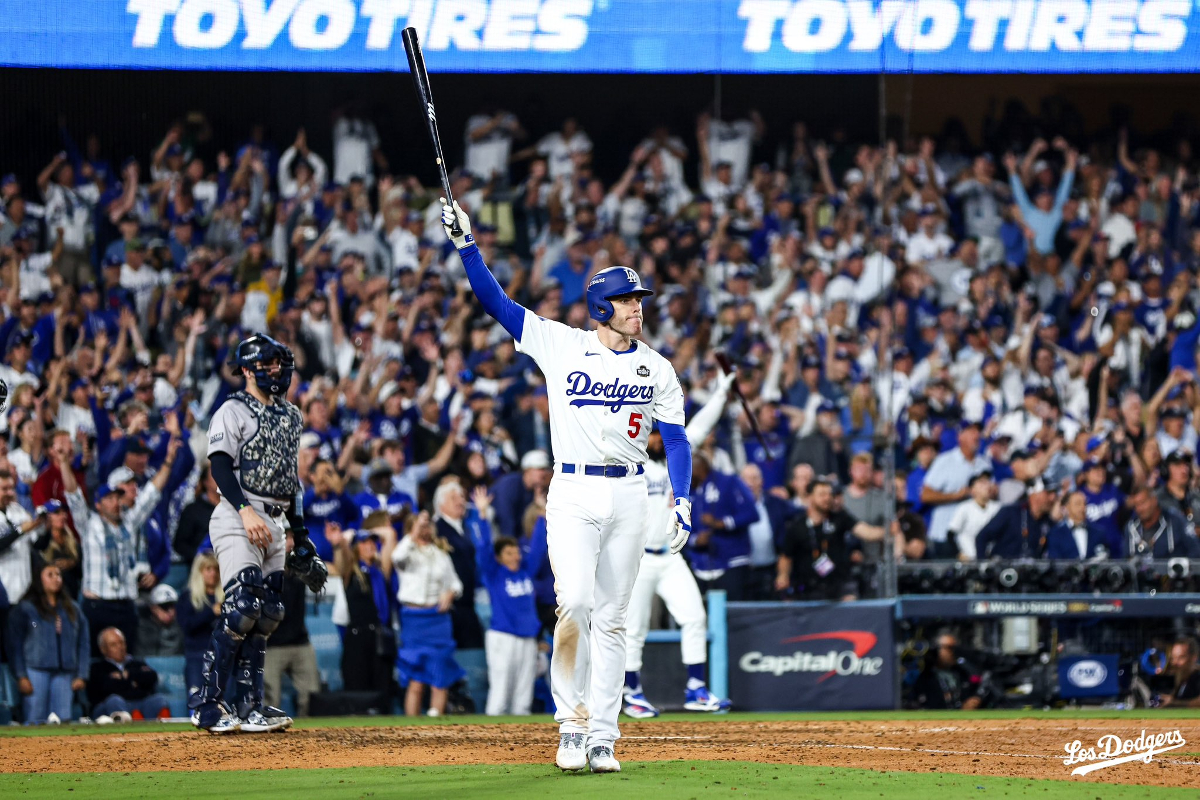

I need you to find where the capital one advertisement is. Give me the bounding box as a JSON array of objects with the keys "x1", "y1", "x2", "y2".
[
  {"x1": 1, "y1": 0, "x2": 1200, "y2": 72},
  {"x1": 727, "y1": 602, "x2": 896, "y2": 711}
]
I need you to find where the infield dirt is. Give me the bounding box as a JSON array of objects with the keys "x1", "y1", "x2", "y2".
[{"x1": 3, "y1": 718, "x2": 1198, "y2": 787}]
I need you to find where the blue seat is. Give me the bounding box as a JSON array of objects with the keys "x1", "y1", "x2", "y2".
[
  {"x1": 143, "y1": 656, "x2": 189, "y2": 717},
  {"x1": 456, "y1": 648, "x2": 488, "y2": 712}
]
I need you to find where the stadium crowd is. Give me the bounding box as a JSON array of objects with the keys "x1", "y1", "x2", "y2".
[{"x1": 2, "y1": 96, "x2": 1200, "y2": 721}]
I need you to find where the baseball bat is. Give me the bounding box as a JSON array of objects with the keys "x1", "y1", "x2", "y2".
[
  {"x1": 401, "y1": 27, "x2": 461, "y2": 237},
  {"x1": 714, "y1": 352, "x2": 776, "y2": 459}
]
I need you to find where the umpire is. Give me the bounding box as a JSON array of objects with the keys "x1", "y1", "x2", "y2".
[{"x1": 189, "y1": 335, "x2": 327, "y2": 734}]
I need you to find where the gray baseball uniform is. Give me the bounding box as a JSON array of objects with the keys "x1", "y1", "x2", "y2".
[{"x1": 206, "y1": 390, "x2": 304, "y2": 581}]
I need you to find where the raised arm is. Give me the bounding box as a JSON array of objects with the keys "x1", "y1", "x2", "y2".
[{"x1": 441, "y1": 200, "x2": 526, "y2": 341}]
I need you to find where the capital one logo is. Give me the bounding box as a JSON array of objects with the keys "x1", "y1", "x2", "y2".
[
  {"x1": 739, "y1": 630, "x2": 884, "y2": 681},
  {"x1": 126, "y1": 0, "x2": 595, "y2": 52}
]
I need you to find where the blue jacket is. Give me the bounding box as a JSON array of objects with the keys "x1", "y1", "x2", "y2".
[
  {"x1": 487, "y1": 471, "x2": 533, "y2": 542},
  {"x1": 177, "y1": 590, "x2": 219, "y2": 658},
  {"x1": 763, "y1": 494, "x2": 801, "y2": 552},
  {"x1": 975, "y1": 502, "x2": 1054, "y2": 559},
  {"x1": 523, "y1": 516, "x2": 555, "y2": 606},
  {"x1": 687, "y1": 471, "x2": 760, "y2": 572},
  {"x1": 1125, "y1": 508, "x2": 1200, "y2": 559},
  {"x1": 1046, "y1": 520, "x2": 1110, "y2": 559},
  {"x1": 471, "y1": 514, "x2": 545, "y2": 639},
  {"x1": 6, "y1": 600, "x2": 90, "y2": 679}
]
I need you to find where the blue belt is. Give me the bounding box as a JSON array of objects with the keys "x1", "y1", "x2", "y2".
[
  {"x1": 559, "y1": 463, "x2": 644, "y2": 478},
  {"x1": 645, "y1": 546, "x2": 669, "y2": 555}
]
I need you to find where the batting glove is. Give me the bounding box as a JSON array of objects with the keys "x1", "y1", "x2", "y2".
[
  {"x1": 440, "y1": 198, "x2": 474, "y2": 250},
  {"x1": 670, "y1": 498, "x2": 692, "y2": 555}
]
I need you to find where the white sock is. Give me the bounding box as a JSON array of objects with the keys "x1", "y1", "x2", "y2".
[{"x1": 687, "y1": 677, "x2": 707, "y2": 691}]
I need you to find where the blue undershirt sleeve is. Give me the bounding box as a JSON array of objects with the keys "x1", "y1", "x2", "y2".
[
  {"x1": 658, "y1": 421, "x2": 692, "y2": 504},
  {"x1": 456, "y1": 244, "x2": 525, "y2": 342}
]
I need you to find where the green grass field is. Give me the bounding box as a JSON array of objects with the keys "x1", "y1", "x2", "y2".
[
  {"x1": 2, "y1": 711, "x2": 1198, "y2": 798},
  {"x1": 2, "y1": 762, "x2": 1196, "y2": 800}
]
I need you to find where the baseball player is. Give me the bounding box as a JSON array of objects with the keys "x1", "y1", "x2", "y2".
[
  {"x1": 624, "y1": 371, "x2": 736, "y2": 718},
  {"x1": 189, "y1": 334, "x2": 327, "y2": 734},
  {"x1": 443, "y1": 200, "x2": 692, "y2": 774}
]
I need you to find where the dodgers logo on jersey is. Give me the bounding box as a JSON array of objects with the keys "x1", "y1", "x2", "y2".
[{"x1": 565, "y1": 371, "x2": 654, "y2": 413}]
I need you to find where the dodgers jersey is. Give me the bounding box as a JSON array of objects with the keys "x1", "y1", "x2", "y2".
[{"x1": 515, "y1": 309, "x2": 685, "y2": 465}]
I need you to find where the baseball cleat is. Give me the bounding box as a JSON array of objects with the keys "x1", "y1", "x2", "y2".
[
  {"x1": 555, "y1": 732, "x2": 587, "y2": 771},
  {"x1": 111, "y1": 710, "x2": 133, "y2": 724},
  {"x1": 684, "y1": 686, "x2": 732, "y2": 712},
  {"x1": 622, "y1": 690, "x2": 660, "y2": 719},
  {"x1": 237, "y1": 707, "x2": 293, "y2": 733},
  {"x1": 586, "y1": 745, "x2": 621, "y2": 773},
  {"x1": 190, "y1": 709, "x2": 241, "y2": 735}
]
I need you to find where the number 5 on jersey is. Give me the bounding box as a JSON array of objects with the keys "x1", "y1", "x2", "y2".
[{"x1": 628, "y1": 412, "x2": 643, "y2": 439}]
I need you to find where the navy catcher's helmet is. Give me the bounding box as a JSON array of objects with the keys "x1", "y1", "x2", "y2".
[
  {"x1": 229, "y1": 334, "x2": 294, "y2": 396},
  {"x1": 586, "y1": 266, "x2": 654, "y2": 323}
]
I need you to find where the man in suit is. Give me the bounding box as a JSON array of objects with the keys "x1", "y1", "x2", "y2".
[{"x1": 1046, "y1": 490, "x2": 1109, "y2": 559}]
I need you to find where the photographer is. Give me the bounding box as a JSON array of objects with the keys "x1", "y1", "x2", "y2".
[
  {"x1": 1158, "y1": 638, "x2": 1200, "y2": 708},
  {"x1": 912, "y1": 632, "x2": 983, "y2": 710},
  {"x1": 974, "y1": 478, "x2": 1058, "y2": 559},
  {"x1": 1156, "y1": 449, "x2": 1200, "y2": 527},
  {"x1": 776, "y1": 478, "x2": 883, "y2": 601},
  {"x1": 1126, "y1": 485, "x2": 1200, "y2": 558}
]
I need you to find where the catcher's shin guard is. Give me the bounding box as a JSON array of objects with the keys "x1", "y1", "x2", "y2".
[{"x1": 189, "y1": 567, "x2": 264, "y2": 710}]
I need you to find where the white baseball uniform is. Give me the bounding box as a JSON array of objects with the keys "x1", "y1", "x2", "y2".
[
  {"x1": 515, "y1": 310, "x2": 685, "y2": 748},
  {"x1": 625, "y1": 380, "x2": 731, "y2": 674}
]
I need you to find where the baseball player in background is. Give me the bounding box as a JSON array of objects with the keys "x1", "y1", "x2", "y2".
[
  {"x1": 624, "y1": 371, "x2": 736, "y2": 718},
  {"x1": 189, "y1": 335, "x2": 327, "y2": 734},
  {"x1": 443, "y1": 199, "x2": 692, "y2": 774}
]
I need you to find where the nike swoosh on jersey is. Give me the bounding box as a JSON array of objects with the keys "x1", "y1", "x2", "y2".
[{"x1": 584, "y1": 352, "x2": 600, "y2": 357}]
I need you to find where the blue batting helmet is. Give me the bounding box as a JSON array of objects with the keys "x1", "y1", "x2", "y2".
[
  {"x1": 229, "y1": 334, "x2": 294, "y2": 396},
  {"x1": 586, "y1": 267, "x2": 654, "y2": 323}
]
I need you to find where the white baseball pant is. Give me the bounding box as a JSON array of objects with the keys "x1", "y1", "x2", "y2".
[
  {"x1": 546, "y1": 471, "x2": 647, "y2": 748},
  {"x1": 624, "y1": 551, "x2": 708, "y2": 672},
  {"x1": 485, "y1": 630, "x2": 538, "y2": 716}
]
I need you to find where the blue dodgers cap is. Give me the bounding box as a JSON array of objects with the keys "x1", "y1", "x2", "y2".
[
  {"x1": 0, "y1": 174, "x2": 16, "y2": 187},
  {"x1": 42, "y1": 499, "x2": 65, "y2": 514},
  {"x1": 816, "y1": 400, "x2": 838, "y2": 414},
  {"x1": 801, "y1": 355, "x2": 822, "y2": 370},
  {"x1": 94, "y1": 485, "x2": 119, "y2": 502}
]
